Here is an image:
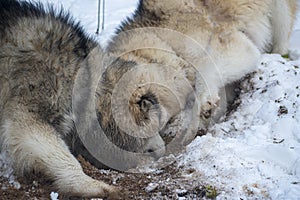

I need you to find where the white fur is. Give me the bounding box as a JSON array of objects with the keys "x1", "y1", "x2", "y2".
[{"x1": 271, "y1": 0, "x2": 296, "y2": 54}]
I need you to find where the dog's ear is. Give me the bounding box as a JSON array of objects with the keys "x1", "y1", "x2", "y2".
[
  {"x1": 138, "y1": 92, "x2": 158, "y2": 113},
  {"x1": 140, "y1": 98, "x2": 153, "y2": 113},
  {"x1": 135, "y1": 92, "x2": 159, "y2": 123}
]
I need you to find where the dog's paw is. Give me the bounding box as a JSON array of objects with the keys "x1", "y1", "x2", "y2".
[
  {"x1": 90, "y1": 180, "x2": 124, "y2": 199},
  {"x1": 103, "y1": 185, "x2": 126, "y2": 200},
  {"x1": 272, "y1": 43, "x2": 289, "y2": 56},
  {"x1": 200, "y1": 94, "x2": 220, "y2": 119},
  {"x1": 57, "y1": 174, "x2": 125, "y2": 199}
]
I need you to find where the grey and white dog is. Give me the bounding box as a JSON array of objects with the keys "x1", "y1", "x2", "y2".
[{"x1": 0, "y1": 0, "x2": 193, "y2": 198}]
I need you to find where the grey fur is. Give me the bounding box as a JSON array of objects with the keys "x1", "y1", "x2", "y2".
[{"x1": 0, "y1": 1, "x2": 167, "y2": 198}]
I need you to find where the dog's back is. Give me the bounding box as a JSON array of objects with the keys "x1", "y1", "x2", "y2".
[{"x1": 0, "y1": 0, "x2": 97, "y2": 125}]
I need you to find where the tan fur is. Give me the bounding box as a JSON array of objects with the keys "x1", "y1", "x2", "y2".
[{"x1": 98, "y1": 57, "x2": 197, "y2": 150}]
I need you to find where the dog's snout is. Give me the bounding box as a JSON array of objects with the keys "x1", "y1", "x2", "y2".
[{"x1": 144, "y1": 135, "x2": 166, "y2": 160}]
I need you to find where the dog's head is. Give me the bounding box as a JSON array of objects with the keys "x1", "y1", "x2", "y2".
[
  {"x1": 95, "y1": 58, "x2": 197, "y2": 167},
  {"x1": 73, "y1": 46, "x2": 199, "y2": 170}
]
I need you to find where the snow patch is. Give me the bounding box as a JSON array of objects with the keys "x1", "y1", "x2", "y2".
[
  {"x1": 50, "y1": 192, "x2": 59, "y2": 200},
  {"x1": 0, "y1": 152, "x2": 20, "y2": 190},
  {"x1": 181, "y1": 54, "x2": 300, "y2": 199}
]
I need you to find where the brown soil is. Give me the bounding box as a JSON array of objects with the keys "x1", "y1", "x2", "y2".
[{"x1": 0, "y1": 155, "x2": 211, "y2": 200}]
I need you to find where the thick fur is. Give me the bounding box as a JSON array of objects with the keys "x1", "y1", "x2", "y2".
[
  {"x1": 0, "y1": 1, "x2": 174, "y2": 198},
  {"x1": 108, "y1": 0, "x2": 298, "y2": 129}
]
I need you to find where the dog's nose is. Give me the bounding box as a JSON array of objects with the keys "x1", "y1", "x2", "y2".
[
  {"x1": 143, "y1": 134, "x2": 166, "y2": 160},
  {"x1": 145, "y1": 146, "x2": 166, "y2": 160}
]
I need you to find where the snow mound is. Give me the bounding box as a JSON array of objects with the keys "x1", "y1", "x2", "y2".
[{"x1": 181, "y1": 54, "x2": 300, "y2": 199}]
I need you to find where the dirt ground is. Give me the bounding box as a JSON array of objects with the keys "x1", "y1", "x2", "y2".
[
  {"x1": 0, "y1": 91, "x2": 245, "y2": 200},
  {"x1": 0, "y1": 154, "x2": 218, "y2": 200},
  {"x1": 0, "y1": 90, "x2": 244, "y2": 200}
]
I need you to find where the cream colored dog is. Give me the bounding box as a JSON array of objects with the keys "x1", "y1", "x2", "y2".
[{"x1": 108, "y1": 0, "x2": 298, "y2": 126}]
